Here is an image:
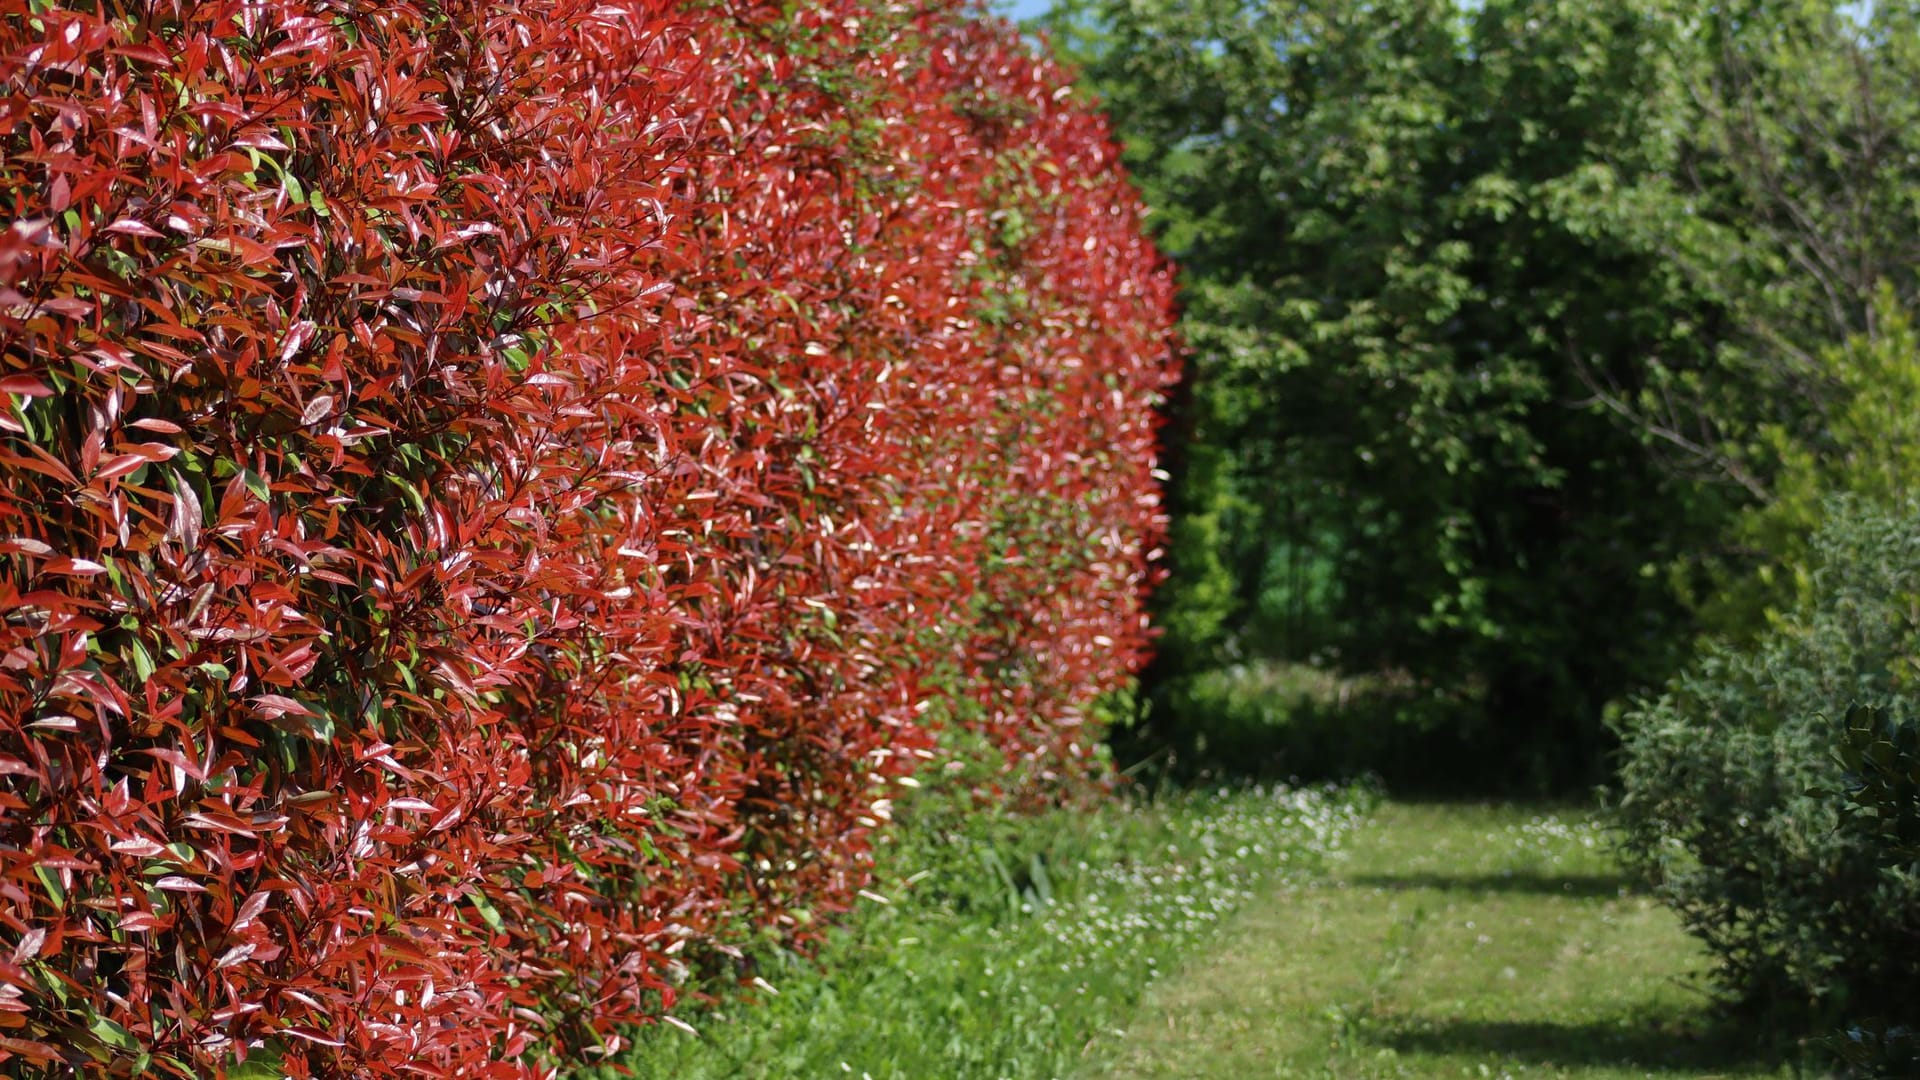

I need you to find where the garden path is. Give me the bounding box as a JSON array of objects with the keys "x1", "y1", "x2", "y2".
[{"x1": 1081, "y1": 801, "x2": 1787, "y2": 1079}]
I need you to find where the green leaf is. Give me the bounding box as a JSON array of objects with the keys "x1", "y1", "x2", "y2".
[
  {"x1": 34, "y1": 864, "x2": 64, "y2": 906},
  {"x1": 226, "y1": 1040, "x2": 290, "y2": 1079},
  {"x1": 88, "y1": 1014, "x2": 141, "y2": 1053},
  {"x1": 242, "y1": 469, "x2": 271, "y2": 503},
  {"x1": 469, "y1": 890, "x2": 505, "y2": 933},
  {"x1": 127, "y1": 638, "x2": 155, "y2": 681}
]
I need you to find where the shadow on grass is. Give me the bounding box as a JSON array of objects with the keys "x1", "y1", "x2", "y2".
[
  {"x1": 1365, "y1": 1015, "x2": 1779, "y2": 1073},
  {"x1": 1344, "y1": 871, "x2": 1639, "y2": 900}
]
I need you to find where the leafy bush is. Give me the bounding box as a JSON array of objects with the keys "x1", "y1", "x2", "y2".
[
  {"x1": 1824, "y1": 703, "x2": 1920, "y2": 1075},
  {"x1": 1141, "y1": 663, "x2": 1398, "y2": 780},
  {"x1": 1612, "y1": 498, "x2": 1920, "y2": 1053},
  {"x1": 1148, "y1": 660, "x2": 1594, "y2": 793},
  {"x1": 0, "y1": 1, "x2": 1174, "y2": 1074}
]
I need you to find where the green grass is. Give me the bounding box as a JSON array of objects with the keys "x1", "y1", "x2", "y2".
[
  {"x1": 1082, "y1": 801, "x2": 1799, "y2": 1079},
  {"x1": 592, "y1": 781, "x2": 1368, "y2": 1079}
]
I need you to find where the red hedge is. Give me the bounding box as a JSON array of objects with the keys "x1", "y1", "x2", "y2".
[{"x1": 0, "y1": 0, "x2": 1176, "y2": 1073}]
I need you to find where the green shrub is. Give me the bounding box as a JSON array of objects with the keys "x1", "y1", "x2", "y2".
[
  {"x1": 1142, "y1": 660, "x2": 1577, "y2": 794},
  {"x1": 1612, "y1": 497, "x2": 1920, "y2": 1063},
  {"x1": 1135, "y1": 663, "x2": 1394, "y2": 783},
  {"x1": 1825, "y1": 703, "x2": 1920, "y2": 1074}
]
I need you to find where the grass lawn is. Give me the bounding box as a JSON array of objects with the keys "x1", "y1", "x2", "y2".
[
  {"x1": 1081, "y1": 801, "x2": 1796, "y2": 1079},
  {"x1": 598, "y1": 782, "x2": 1366, "y2": 1079}
]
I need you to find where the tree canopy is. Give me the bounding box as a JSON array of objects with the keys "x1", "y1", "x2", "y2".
[{"x1": 1052, "y1": 0, "x2": 1920, "y2": 785}]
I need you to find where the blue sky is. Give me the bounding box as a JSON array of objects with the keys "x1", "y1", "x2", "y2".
[{"x1": 997, "y1": 0, "x2": 1053, "y2": 21}]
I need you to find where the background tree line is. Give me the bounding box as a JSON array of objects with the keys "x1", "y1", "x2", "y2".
[
  {"x1": 1050, "y1": 0, "x2": 1920, "y2": 1066},
  {"x1": 1050, "y1": 0, "x2": 1920, "y2": 784}
]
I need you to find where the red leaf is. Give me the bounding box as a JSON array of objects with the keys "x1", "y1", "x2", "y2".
[
  {"x1": 0, "y1": 375, "x2": 52, "y2": 397},
  {"x1": 249, "y1": 694, "x2": 317, "y2": 719},
  {"x1": 104, "y1": 218, "x2": 164, "y2": 238},
  {"x1": 42, "y1": 557, "x2": 108, "y2": 576}
]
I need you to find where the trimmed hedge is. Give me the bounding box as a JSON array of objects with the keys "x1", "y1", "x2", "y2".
[{"x1": 0, "y1": 1, "x2": 1176, "y2": 1074}]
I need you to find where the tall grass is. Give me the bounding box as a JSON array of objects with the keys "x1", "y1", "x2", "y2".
[{"x1": 595, "y1": 778, "x2": 1370, "y2": 1078}]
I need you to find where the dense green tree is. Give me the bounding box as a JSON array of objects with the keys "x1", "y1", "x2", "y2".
[
  {"x1": 1055, "y1": 0, "x2": 1920, "y2": 787},
  {"x1": 1608, "y1": 2, "x2": 1920, "y2": 635},
  {"x1": 1056, "y1": 0, "x2": 1742, "y2": 784}
]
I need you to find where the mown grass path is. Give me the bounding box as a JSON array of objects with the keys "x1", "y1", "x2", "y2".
[{"x1": 1081, "y1": 802, "x2": 1789, "y2": 1079}]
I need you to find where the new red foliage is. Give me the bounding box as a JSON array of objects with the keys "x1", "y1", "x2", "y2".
[{"x1": 0, "y1": 0, "x2": 1176, "y2": 1073}]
